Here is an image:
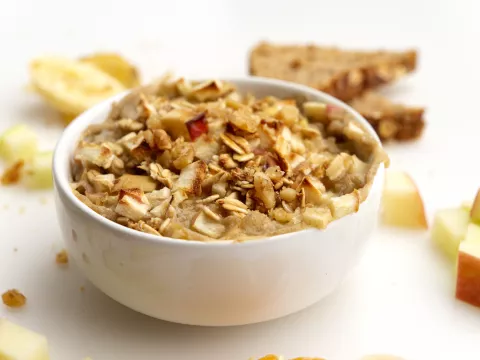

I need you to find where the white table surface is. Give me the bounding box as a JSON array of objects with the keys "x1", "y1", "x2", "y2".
[{"x1": 1, "y1": 0, "x2": 480, "y2": 359}]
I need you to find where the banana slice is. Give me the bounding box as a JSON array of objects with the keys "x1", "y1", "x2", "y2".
[
  {"x1": 30, "y1": 56, "x2": 126, "y2": 116},
  {"x1": 80, "y1": 53, "x2": 141, "y2": 88}
]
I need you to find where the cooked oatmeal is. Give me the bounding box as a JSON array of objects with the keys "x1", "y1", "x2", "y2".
[{"x1": 70, "y1": 77, "x2": 386, "y2": 241}]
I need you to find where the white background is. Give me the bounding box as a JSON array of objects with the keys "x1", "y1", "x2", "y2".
[{"x1": 1, "y1": 0, "x2": 480, "y2": 359}]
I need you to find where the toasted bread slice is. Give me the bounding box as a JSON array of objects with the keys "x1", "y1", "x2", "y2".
[
  {"x1": 349, "y1": 91, "x2": 425, "y2": 141},
  {"x1": 249, "y1": 42, "x2": 417, "y2": 102}
]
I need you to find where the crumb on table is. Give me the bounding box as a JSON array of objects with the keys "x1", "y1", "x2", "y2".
[
  {"x1": 55, "y1": 249, "x2": 69, "y2": 265},
  {"x1": 1, "y1": 160, "x2": 24, "y2": 185},
  {"x1": 2, "y1": 289, "x2": 27, "y2": 308}
]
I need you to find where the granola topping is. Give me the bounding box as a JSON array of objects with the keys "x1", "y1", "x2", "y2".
[{"x1": 71, "y1": 77, "x2": 386, "y2": 241}]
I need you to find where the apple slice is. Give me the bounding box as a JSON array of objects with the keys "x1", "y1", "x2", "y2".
[
  {"x1": 381, "y1": 170, "x2": 428, "y2": 229},
  {"x1": 0, "y1": 319, "x2": 50, "y2": 360},
  {"x1": 431, "y1": 207, "x2": 470, "y2": 260},
  {"x1": 470, "y1": 188, "x2": 480, "y2": 224},
  {"x1": 456, "y1": 241, "x2": 480, "y2": 308}
]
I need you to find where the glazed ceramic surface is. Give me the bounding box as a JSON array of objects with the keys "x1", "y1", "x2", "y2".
[{"x1": 53, "y1": 77, "x2": 385, "y2": 326}]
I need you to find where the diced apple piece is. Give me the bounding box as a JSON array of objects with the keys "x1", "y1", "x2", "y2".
[
  {"x1": 0, "y1": 319, "x2": 50, "y2": 360},
  {"x1": 0, "y1": 124, "x2": 38, "y2": 163},
  {"x1": 456, "y1": 241, "x2": 480, "y2": 308},
  {"x1": 158, "y1": 109, "x2": 195, "y2": 140},
  {"x1": 23, "y1": 151, "x2": 53, "y2": 189},
  {"x1": 465, "y1": 223, "x2": 480, "y2": 244},
  {"x1": 431, "y1": 207, "x2": 470, "y2": 260},
  {"x1": 470, "y1": 189, "x2": 480, "y2": 224},
  {"x1": 185, "y1": 112, "x2": 208, "y2": 141},
  {"x1": 381, "y1": 170, "x2": 428, "y2": 229}
]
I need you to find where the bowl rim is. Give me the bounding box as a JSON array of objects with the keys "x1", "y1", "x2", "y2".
[{"x1": 53, "y1": 76, "x2": 384, "y2": 248}]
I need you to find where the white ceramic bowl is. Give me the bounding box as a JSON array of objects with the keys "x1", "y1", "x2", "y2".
[{"x1": 53, "y1": 77, "x2": 384, "y2": 326}]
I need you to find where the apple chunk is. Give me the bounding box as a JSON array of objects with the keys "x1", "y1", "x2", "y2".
[
  {"x1": 431, "y1": 208, "x2": 470, "y2": 260},
  {"x1": 381, "y1": 170, "x2": 428, "y2": 229},
  {"x1": 465, "y1": 223, "x2": 480, "y2": 244},
  {"x1": 0, "y1": 319, "x2": 50, "y2": 360},
  {"x1": 470, "y1": 188, "x2": 480, "y2": 224},
  {"x1": 456, "y1": 241, "x2": 480, "y2": 308}
]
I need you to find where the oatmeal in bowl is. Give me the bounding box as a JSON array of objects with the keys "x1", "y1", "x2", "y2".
[
  {"x1": 70, "y1": 76, "x2": 386, "y2": 242},
  {"x1": 53, "y1": 76, "x2": 386, "y2": 325}
]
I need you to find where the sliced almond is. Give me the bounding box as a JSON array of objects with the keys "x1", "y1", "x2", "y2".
[
  {"x1": 201, "y1": 206, "x2": 222, "y2": 222},
  {"x1": 220, "y1": 133, "x2": 245, "y2": 154},
  {"x1": 233, "y1": 153, "x2": 255, "y2": 162}
]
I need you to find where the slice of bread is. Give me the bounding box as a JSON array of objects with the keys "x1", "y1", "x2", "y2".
[
  {"x1": 249, "y1": 42, "x2": 417, "y2": 102},
  {"x1": 249, "y1": 42, "x2": 424, "y2": 141},
  {"x1": 348, "y1": 91, "x2": 425, "y2": 141}
]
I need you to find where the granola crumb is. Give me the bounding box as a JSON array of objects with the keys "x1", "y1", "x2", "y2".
[
  {"x1": 18, "y1": 206, "x2": 25, "y2": 214},
  {"x1": 55, "y1": 249, "x2": 69, "y2": 265},
  {"x1": 39, "y1": 197, "x2": 48, "y2": 205},
  {"x1": 1, "y1": 160, "x2": 24, "y2": 185},
  {"x1": 2, "y1": 289, "x2": 27, "y2": 308}
]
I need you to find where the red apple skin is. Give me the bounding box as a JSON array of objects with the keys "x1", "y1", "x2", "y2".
[
  {"x1": 456, "y1": 250, "x2": 480, "y2": 307},
  {"x1": 185, "y1": 112, "x2": 208, "y2": 141}
]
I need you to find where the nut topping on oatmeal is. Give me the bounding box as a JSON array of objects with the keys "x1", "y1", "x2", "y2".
[{"x1": 71, "y1": 77, "x2": 386, "y2": 241}]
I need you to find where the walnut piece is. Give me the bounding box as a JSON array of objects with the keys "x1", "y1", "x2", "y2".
[
  {"x1": 56, "y1": 249, "x2": 69, "y2": 265},
  {"x1": 2, "y1": 289, "x2": 26, "y2": 308}
]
